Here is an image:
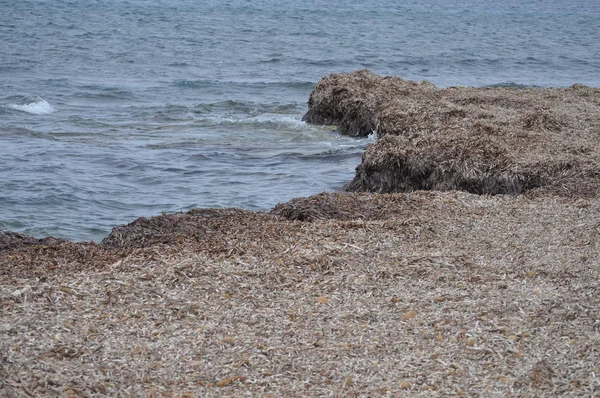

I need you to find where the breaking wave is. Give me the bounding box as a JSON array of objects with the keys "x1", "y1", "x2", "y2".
[{"x1": 6, "y1": 98, "x2": 56, "y2": 115}]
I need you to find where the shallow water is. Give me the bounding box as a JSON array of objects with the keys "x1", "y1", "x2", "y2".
[{"x1": 1, "y1": 0, "x2": 599, "y2": 241}]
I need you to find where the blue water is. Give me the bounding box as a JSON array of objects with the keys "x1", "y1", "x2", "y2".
[{"x1": 1, "y1": 0, "x2": 599, "y2": 241}]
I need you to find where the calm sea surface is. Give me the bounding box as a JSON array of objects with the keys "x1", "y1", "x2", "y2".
[{"x1": 1, "y1": 0, "x2": 599, "y2": 241}]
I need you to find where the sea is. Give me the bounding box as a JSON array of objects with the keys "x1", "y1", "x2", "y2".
[{"x1": 1, "y1": 0, "x2": 599, "y2": 242}]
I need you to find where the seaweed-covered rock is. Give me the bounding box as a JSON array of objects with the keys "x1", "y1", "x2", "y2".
[{"x1": 305, "y1": 70, "x2": 600, "y2": 196}]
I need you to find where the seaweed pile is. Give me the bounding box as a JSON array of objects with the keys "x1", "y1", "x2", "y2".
[
  {"x1": 0, "y1": 209, "x2": 288, "y2": 279},
  {"x1": 2, "y1": 191, "x2": 598, "y2": 396},
  {"x1": 0, "y1": 231, "x2": 65, "y2": 253},
  {"x1": 271, "y1": 191, "x2": 427, "y2": 222},
  {"x1": 304, "y1": 70, "x2": 600, "y2": 196}
]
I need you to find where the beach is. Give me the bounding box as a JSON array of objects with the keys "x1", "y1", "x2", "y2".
[{"x1": 1, "y1": 72, "x2": 599, "y2": 396}]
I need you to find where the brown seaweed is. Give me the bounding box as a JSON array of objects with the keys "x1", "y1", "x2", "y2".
[{"x1": 304, "y1": 70, "x2": 600, "y2": 196}]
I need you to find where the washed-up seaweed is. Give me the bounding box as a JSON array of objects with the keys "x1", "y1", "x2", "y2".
[{"x1": 305, "y1": 70, "x2": 600, "y2": 196}]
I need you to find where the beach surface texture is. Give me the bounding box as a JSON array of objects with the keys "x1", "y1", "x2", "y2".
[{"x1": 1, "y1": 71, "x2": 599, "y2": 396}]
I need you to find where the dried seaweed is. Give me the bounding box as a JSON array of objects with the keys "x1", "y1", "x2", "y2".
[
  {"x1": 1, "y1": 191, "x2": 599, "y2": 396},
  {"x1": 271, "y1": 191, "x2": 426, "y2": 221},
  {"x1": 304, "y1": 70, "x2": 600, "y2": 196},
  {"x1": 100, "y1": 208, "x2": 273, "y2": 249},
  {"x1": 0, "y1": 231, "x2": 66, "y2": 253}
]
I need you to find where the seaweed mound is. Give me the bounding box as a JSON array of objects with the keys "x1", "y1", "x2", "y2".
[
  {"x1": 303, "y1": 69, "x2": 436, "y2": 137},
  {"x1": 0, "y1": 209, "x2": 286, "y2": 278},
  {"x1": 305, "y1": 70, "x2": 600, "y2": 196},
  {"x1": 101, "y1": 208, "x2": 274, "y2": 250},
  {"x1": 0, "y1": 231, "x2": 65, "y2": 253},
  {"x1": 271, "y1": 191, "x2": 429, "y2": 221}
]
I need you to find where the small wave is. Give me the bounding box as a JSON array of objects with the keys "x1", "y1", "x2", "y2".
[
  {"x1": 168, "y1": 62, "x2": 190, "y2": 67},
  {"x1": 259, "y1": 57, "x2": 282, "y2": 64},
  {"x1": 73, "y1": 85, "x2": 134, "y2": 101},
  {"x1": 4, "y1": 127, "x2": 58, "y2": 141},
  {"x1": 198, "y1": 114, "x2": 310, "y2": 130},
  {"x1": 249, "y1": 114, "x2": 306, "y2": 126},
  {"x1": 276, "y1": 81, "x2": 317, "y2": 90},
  {"x1": 172, "y1": 79, "x2": 316, "y2": 90},
  {"x1": 484, "y1": 82, "x2": 539, "y2": 89},
  {"x1": 296, "y1": 148, "x2": 365, "y2": 161},
  {"x1": 6, "y1": 98, "x2": 56, "y2": 115},
  {"x1": 129, "y1": 101, "x2": 304, "y2": 118},
  {"x1": 173, "y1": 79, "x2": 213, "y2": 89}
]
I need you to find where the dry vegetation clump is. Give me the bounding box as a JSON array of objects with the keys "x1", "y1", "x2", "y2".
[
  {"x1": 303, "y1": 69, "x2": 436, "y2": 137},
  {"x1": 0, "y1": 231, "x2": 65, "y2": 253},
  {"x1": 270, "y1": 191, "x2": 429, "y2": 221},
  {"x1": 1, "y1": 191, "x2": 599, "y2": 396},
  {"x1": 305, "y1": 70, "x2": 600, "y2": 196},
  {"x1": 100, "y1": 208, "x2": 276, "y2": 249}
]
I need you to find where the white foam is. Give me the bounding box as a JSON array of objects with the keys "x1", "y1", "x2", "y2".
[
  {"x1": 250, "y1": 114, "x2": 310, "y2": 128},
  {"x1": 200, "y1": 114, "x2": 307, "y2": 129},
  {"x1": 7, "y1": 99, "x2": 56, "y2": 115}
]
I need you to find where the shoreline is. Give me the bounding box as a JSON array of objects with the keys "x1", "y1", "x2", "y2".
[
  {"x1": 3, "y1": 70, "x2": 599, "y2": 247},
  {"x1": 1, "y1": 72, "x2": 599, "y2": 396}
]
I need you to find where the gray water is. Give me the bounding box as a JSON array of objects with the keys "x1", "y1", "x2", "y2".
[{"x1": 1, "y1": 0, "x2": 599, "y2": 241}]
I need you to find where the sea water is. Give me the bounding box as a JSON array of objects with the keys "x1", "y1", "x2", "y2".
[{"x1": 1, "y1": 0, "x2": 599, "y2": 241}]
